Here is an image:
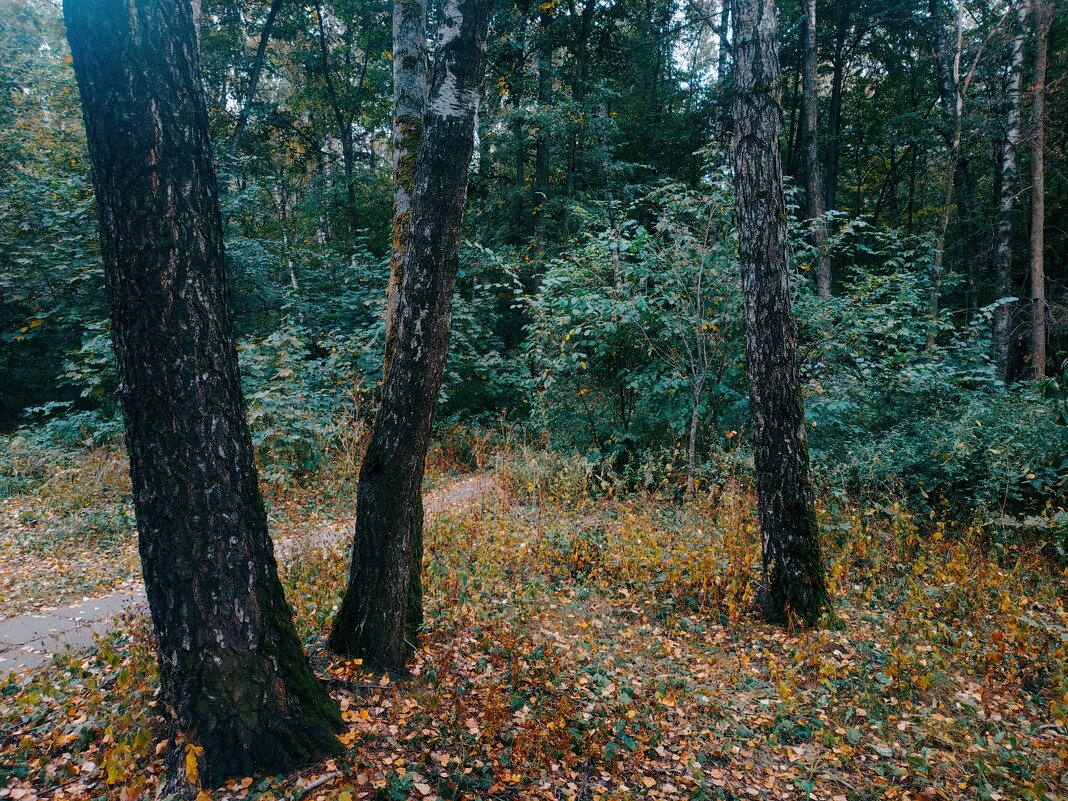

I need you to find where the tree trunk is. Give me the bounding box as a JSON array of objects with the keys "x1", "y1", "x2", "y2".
[
  {"x1": 512, "y1": 0, "x2": 530, "y2": 239},
  {"x1": 229, "y1": 0, "x2": 284, "y2": 156},
  {"x1": 731, "y1": 0, "x2": 831, "y2": 627},
  {"x1": 926, "y1": 0, "x2": 963, "y2": 350},
  {"x1": 63, "y1": 0, "x2": 342, "y2": 789},
  {"x1": 992, "y1": 1, "x2": 1027, "y2": 382},
  {"x1": 327, "y1": 0, "x2": 491, "y2": 674},
  {"x1": 313, "y1": 0, "x2": 359, "y2": 220},
  {"x1": 955, "y1": 155, "x2": 979, "y2": 319},
  {"x1": 686, "y1": 375, "x2": 704, "y2": 499},
  {"x1": 384, "y1": 0, "x2": 429, "y2": 374},
  {"x1": 1030, "y1": 0, "x2": 1050, "y2": 380},
  {"x1": 801, "y1": 0, "x2": 830, "y2": 297},
  {"x1": 715, "y1": 0, "x2": 731, "y2": 150},
  {"x1": 533, "y1": 9, "x2": 552, "y2": 259},
  {"x1": 785, "y1": 63, "x2": 801, "y2": 179},
  {"x1": 563, "y1": 0, "x2": 595, "y2": 236},
  {"x1": 824, "y1": 5, "x2": 848, "y2": 212}
]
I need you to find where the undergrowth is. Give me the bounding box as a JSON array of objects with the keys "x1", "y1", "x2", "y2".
[{"x1": 2, "y1": 452, "x2": 1066, "y2": 800}]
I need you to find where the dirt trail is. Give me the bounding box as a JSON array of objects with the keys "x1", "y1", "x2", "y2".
[{"x1": 0, "y1": 473, "x2": 495, "y2": 675}]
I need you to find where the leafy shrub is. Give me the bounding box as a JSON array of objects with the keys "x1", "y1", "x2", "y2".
[
  {"x1": 522, "y1": 174, "x2": 747, "y2": 486},
  {"x1": 239, "y1": 321, "x2": 372, "y2": 483},
  {"x1": 799, "y1": 226, "x2": 1067, "y2": 528}
]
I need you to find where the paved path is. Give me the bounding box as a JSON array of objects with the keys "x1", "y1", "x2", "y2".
[{"x1": 0, "y1": 474, "x2": 495, "y2": 676}]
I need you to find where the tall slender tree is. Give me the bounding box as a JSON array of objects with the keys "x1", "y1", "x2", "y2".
[
  {"x1": 533, "y1": 6, "x2": 552, "y2": 259},
  {"x1": 1030, "y1": 0, "x2": 1050, "y2": 380},
  {"x1": 800, "y1": 0, "x2": 830, "y2": 297},
  {"x1": 229, "y1": 0, "x2": 285, "y2": 156},
  {"x1": 731, "y1": 0, "x2": 832, "y2": 626},
  {"x1": 382, "y1": 0, "x2": 431, "y2": 642},
  {"x1": 63, "y1": 0, "x2": 342, "y2": 788},
  {"x1": 993, "y1": 0, "x2": 1028, "y2": 381},
  {"x1": 328, "y1": 0, "x2": 492, "y2": 672}
]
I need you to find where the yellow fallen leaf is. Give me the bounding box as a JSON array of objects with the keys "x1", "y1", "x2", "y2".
[{"x1": 185, "y1": 744, "x2": 203, "y2": 786}]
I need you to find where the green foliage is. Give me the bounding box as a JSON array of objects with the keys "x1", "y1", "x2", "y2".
[
  {"x1": 523, "y1": 175, "x2": 746, "y2": 484},
  {"x1": 0, "y1": 0, "x2": 103, "y2": 428},
  {"x1": 800, "y1": 226, "x2": 1067, "y2": 523},
  {"x1": 240, "y1": 322, "x2": 371, "y2": 482}
]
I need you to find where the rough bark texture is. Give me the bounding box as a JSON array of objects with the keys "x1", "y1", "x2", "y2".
[
  {"x1": 993, "y1": 1, "x2": 1027, "y2": 381},
  {"x1": 63, "y1": 0, "x2": 342, "y2": 788},
  {"x1": 800, "y1": 0, "x2": 830, "y2": 297},
  {"x1": 731, "y1": 0, "x2": 832, "y2": 627},
  {"x1": 327, "y1": 0, "x2": 491, "y2": 674},
  {"x1": 384, "y1": 0, "x2": 429, "y2": 375},
  {"x1": 1030, "y1": 0, "x2": 1050, "y2": 380}
]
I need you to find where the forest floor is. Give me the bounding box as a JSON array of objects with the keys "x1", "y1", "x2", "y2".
[
  {"x1": 0, "y1": 472, "x2": 494, "y2": 674},
  {"x1": 1, "y1": 447, "x2": 1067, "y2": 801}
]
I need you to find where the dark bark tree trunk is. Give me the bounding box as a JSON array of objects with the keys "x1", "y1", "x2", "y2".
[
  {"x1": 926, "y1": 0, "x2": 963, "y2": 350},
  {"x1": 824, "y1": 5, "x2": 849, "y2": 212},
  {"x1": 954, "y1": 155, "x2": 979, "y2": 318},
  {"x1": 993, "y1": 1, "x2": 1027, "y2": 381},
  {"x1": 731, "y1": 0, "x2": 832, "y2": 627},
  {"x1": 785, "y1": 63, "x2": 801, "y2": 179},
  {"x1": 327, "y1": 0, "x2": 491, "y2": 674},
  {"x1": 1030, "y1": 0, "x2": 1050, "y2": 380},
  {"x1": 63, "y1": 0, "x2": 342, "y2": 789},
  {"x1": 563, "y1": 0, "x2": 595, "y2": 235},
  {"x1": 384, "y1": 0, "x2": 429, "y2": 374},
  {"x1": 715, "y1": 0, "x2": 731, "y2": 151},
  {"x1": 229, "y1": 0, "x2": 284, "y2": 156},
  {"x1": 801, "y1": 0, "x2": 830, "y2": 297}
]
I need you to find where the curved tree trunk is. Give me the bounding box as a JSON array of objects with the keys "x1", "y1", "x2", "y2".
[
  {"x1": 63, "y1": 0, "x2": 342, "y2": 789},
  {"x1": 731, "y1": 0, "x2": 832, "y2": 627},
  {"x1": 328, "y1": 0, "x2": 491, "y2": 674},
  {"x1": 382, "y1": 0, "x2": 430, "y2": 646}
]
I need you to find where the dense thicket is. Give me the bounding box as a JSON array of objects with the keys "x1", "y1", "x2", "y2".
[{"x1": 2, "y1": 0, "x2": 1066, "y2": 529}]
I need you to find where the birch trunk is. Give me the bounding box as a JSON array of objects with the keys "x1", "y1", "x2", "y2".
[
  {"x1": 384, "y1": 0, "x2": 429, "y2": 374},
  {"x1": 1030, "y1": 0, "x2": 1050, "y2": 380},
  {"x1": 327, "y1": 0, "x2": 491, "y2": 673},
  {"x1": 731, "y1": 0, "x2": 831, "y2": 627},
  {"x1": 63, "y1": 0, "x2": 342, "y2": 788},
  {"x1": 992, "y1": 1, "x2": 1027, "y2": 381}
]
